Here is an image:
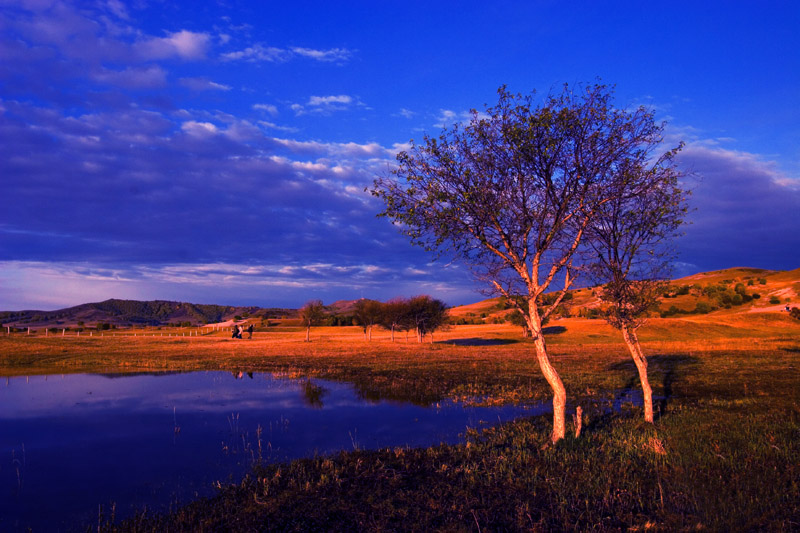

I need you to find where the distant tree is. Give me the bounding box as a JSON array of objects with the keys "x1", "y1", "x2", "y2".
[
  {"x1": 506, "y1": 307, "x2": 531, "y2": 337},
  {"x1": 586, "y1": 142, "x2": 687, "y2": 423},
  {"x1": 378, "y1": 298, "x2": 411, "y2": 342},
  {"x1": 353, "y1": 299, "x2": 384, "y2": 340},
  {"x1": 406, "y1": 295, "x2": 448, "y2": 342},
  {"x1": 373, "y1": 83, "x2": 674, "y2": 442},
  {"x1": 299, "y1": 300, "x2": 327, "y2": 342}
]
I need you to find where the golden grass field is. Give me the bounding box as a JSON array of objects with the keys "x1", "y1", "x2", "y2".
[{"x1": 3, "y1": 310, "x2": 798, "y2": 409}]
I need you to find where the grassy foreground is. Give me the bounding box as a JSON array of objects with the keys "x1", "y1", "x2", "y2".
[{"x1": 2, "y1": 315, "x2": 799, "y2": 531}]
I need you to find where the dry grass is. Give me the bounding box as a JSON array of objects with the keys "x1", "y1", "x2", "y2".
[{"x1": 3, "y1": 312, "x2": 799, "y2": 407}]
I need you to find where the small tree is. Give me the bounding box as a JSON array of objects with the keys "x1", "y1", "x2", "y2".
[
  {"x1": 353, "y1": 299, "x2": 384, "y2": 340},
  {"x1": 299, "y1": 300, "x2": 326, "y2": 342},
  {"x1": 405, "y1": 295, "x2": 448, "y2": 343},
  {"x1": 378, "y1": 298, "x2": 411, "y2": 342},
  {"x1": 586, "y1": 146, "x2": 687, "y2": 423},
  {"x1": 373, "y1": 83, "x2": 673, "y2": 442}
]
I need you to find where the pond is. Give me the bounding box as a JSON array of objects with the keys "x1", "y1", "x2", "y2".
[{"x1": 1, "y1": 371, "x2": 541, "y2": 531}]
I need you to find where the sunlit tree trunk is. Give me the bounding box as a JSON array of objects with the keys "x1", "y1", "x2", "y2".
[
  {"x1": 529, "y1": 304, "x2": 566, "y2": 443},
  {"x1": 532, "y1": 333, "x2": 566, "y2": 442},
  {"x1": 305, "y1": 326, "x2": 310, "y2": 342},
  {"x1": 621, "y1": 325, "x2": 654, "y2": 423}
]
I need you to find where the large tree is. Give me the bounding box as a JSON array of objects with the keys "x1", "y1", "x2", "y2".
[
  {"x1": 586, "y1": 150, "x2": 688, "y2": 423},
  {"x1": 373, "y1": 83, "x2": 676, "y2": 443}
]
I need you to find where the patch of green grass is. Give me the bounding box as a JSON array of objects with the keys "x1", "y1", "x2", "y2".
[{"x1": 107, "y1": 403, "x2": 799, "y2": 532}]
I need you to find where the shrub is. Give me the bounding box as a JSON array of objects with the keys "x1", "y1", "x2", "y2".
[
  {"x1": 790, "y1": 307, "x2": 800, "y2": 321},
  {"x1": 694, "y1": 302, "x2": 713, "y2": 314},
  {"x1": 584, "y1": 308, "x2": 601, "y2": 319},
  {"x1": 769, "y1": 296, "x2": 781, "y2": 305}
]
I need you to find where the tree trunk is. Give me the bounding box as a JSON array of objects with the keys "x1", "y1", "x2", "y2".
[
  {"x1": 305, "y1": 326, "x2": 310, "y2": 342},
  {"x1": 532, "y1": 332, "x2": 567, "y2": 443},
  {"x1": 621, "y1": 325, "x2": 654, "y2": 423},
  {"x1": 391, "y1": 325, "x2": 395, "y2": 342},
  {"x1": 368, "y1": 326, "x2": 372, "y2": 341}
]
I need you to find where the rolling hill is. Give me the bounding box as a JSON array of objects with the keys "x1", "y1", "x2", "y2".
[
  {"x1": 447, "y1": 266, "x2": 800, "y2": 323},
  {"x1": 0, "y1": 299, "x2": 294, "y2": 328},
  {"x1": 2, "y1": 267, "x2": 797, "y2": 329}
]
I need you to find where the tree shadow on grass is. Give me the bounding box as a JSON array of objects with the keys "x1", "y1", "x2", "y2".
[
  {"x1": 607, "y1": 354, "x2": 699, "y2": 421},
  {"x1": 782, "y1": 346, "x2": 800, "y2": 353},
  {"x1": 440, "y1": 338, "x2": 520, "y2": 346},
  {"x1": 543, "y1": 325, "x2": 567, "y2": 335}
]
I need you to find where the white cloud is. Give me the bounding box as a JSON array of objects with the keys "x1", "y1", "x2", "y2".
[
  {"x1": 290, "y1": 46, "x2": 352, "y2": 62},
  {"x1": 181, "y1": 121, "x2": 218, "y2": 135},
  {"x1": 292, "y1": 95, "x2": 361, "y2": 116},
  {"x1": 271, "y1": 138, "x2": 395, "y2": 160},
  {"x1": 253, "y1": 103, "x2": 279, "y2": 115},
  {"x1": 220, "y1": 43, "x2": 290, "y2": 62},
  {"x1": 222, "y1": 44, "x2": 353, "y2": 63},
  {"x1": 257, "y1": 120, "x2": 297, "y2": 133},
  {"x1": 137, "y1": 30, "x2": 210, "y2": 60},
  {"x1": 434, "y1": 108, "x2": 481, "y2": 128},
  {"x1": 179, "y1": 77, "x2": 232, "y2": 91},
  {"x1": 309, "y1": 95, "x2": 352, "y2": 106}
]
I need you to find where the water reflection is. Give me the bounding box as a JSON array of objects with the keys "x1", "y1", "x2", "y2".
[{"x1": 0, "y1": 371, "x2": 538, "y2": 531}]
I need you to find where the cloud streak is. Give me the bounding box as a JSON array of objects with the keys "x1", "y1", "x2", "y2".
[{"x1": 221, "y1": 44, "x2": 353, "y2": 63}]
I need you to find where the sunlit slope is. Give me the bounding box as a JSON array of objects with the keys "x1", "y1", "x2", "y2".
[{"x1": 448, "y1": 266, "x2": 800, "y2": 321}]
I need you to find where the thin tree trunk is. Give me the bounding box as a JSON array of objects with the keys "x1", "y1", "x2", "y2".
[
  {"x1": 532, "y1": 333, "x2": 567, "y2": 443},
  {"x1": 305, "y1": 326, "x2": 310, "y2": 342},
  {"x1": 391, "y1": 325, "x2": 395, "y2": 342},
  {"x1": 621, "y1": 325, "x2": 654, "y2": 423},
  {"x1": 368, "y1": 326, "x2": 372, "y2": 341}
]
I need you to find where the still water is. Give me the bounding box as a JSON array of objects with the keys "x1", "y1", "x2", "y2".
[{"x1": 1, "y1": 371, "x2": 538, "y2": 531}]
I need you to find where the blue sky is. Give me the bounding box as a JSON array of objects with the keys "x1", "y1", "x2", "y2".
[{"x1": 1, "y1": 0, "x2": 799, "y2": 310}]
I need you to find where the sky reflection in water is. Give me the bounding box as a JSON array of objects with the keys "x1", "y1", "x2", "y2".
[{"x1": 1, "y1": 371, "x2": 538, "y2": 531}]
